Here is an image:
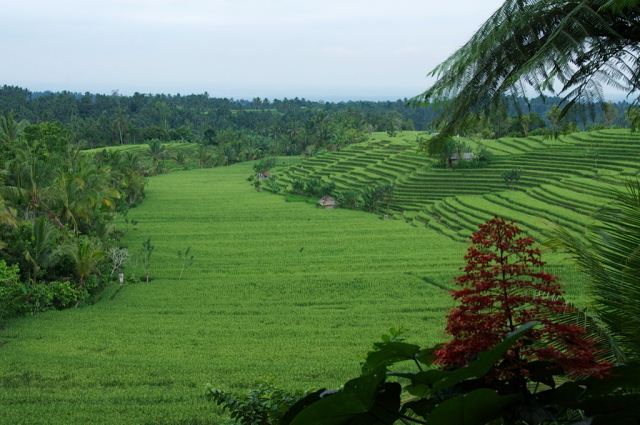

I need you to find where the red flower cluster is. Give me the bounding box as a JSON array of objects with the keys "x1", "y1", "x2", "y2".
[{"x1": 436, "y1": 216, "x2": 610, "y2": 378}]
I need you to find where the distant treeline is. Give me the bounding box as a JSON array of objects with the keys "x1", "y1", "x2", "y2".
[
  {"x1": 0, "y1": 86, "x2": 436, "y2": 151},
  {"x1": 0, "y1": 85, "x2": 633, "y2": 152}
]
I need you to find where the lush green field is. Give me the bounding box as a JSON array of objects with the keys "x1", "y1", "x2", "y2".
[
  {"x1": 0, "y1": 163, "x2": 462, "y2": 424},
  {"x1": 0, "y1": 131, "x2": 624, "y2": 423}
]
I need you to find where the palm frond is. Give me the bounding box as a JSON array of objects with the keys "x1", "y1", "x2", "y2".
[
  {"x1": 548, "y1": 179, "x2": 640, "y2": 358},
  {"x1": 412, "y1": 0, "x2": 640, "y2": 149}
]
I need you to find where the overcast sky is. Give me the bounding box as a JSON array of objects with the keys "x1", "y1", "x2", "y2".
[{"x1": 3, "y1": 0, "x2": 508, "y2": 101}]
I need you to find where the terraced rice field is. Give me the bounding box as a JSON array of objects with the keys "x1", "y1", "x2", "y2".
[{"x1": 281, "y1": 129, "x2": 640, "y2": 242}]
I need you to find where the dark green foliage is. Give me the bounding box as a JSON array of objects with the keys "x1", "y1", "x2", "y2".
[
  {"x1": 0, "y1": 260, "x2": 22, "y2": 319},
  {"x1": 627, "y1": 108, "x2": 640, "y2": 132},
  {"x1": 265, "y1": 175, "x2": 280, "y2": 193},
  {"x1": 334, "y1": 190, "x2": 361, "y2": 210},
  {"x1": 474, "y1": 144, "x2": 493, "y2": 166},
  {"x1": 205, "y1": 379, "x2": 309, "y2": 425},
  {"x1": 1, "y1": 268, "x2": 86, "y2": 318},
  {"x1": 22, "y1": 122, "x2": 69, "y2": 157},
  {"x1": 361, "y1": 184, "x2": 394, "y2": 213},
  {"x1": 303, "y1": 179, "x2": 324, "y2": 198},
  {"x1": 173, "y1": 150, "x2": 188, "y2": 170},
  {"x1": 25, "y1": 280, "x2": 87, "y2": 313},
  {"x1": 147, "y1": 139, "x2": 167, "y2": 171},
  {"x1": 436, "y1": 138, "x2": 487, "y2": 169},
  {"x1": 303, "y1": 179, "x2": 336, "y2": 198},
  {"x1": 320, "y1": 181, "x2": 336, "y2": 198},
  {"x1": 67, "y1": 238, "x2": 106, "y2": 290},
  {"x1": 23, "y1": 217, "x2": 64, "y2": 283},
  {"x1": 502, "y1": 168, "x2": 522, "y2": 191},
  {"x1": 252, "y1": 157, "x2": 277, "y2": 175},
  {"x1": 290, "y1": 179, "x2": 305, "y2": 195}
]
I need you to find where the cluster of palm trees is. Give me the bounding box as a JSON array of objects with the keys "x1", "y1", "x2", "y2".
[
  {"x1": 0, "y1": 118, "x2": 147, "y2": 316},
  {"x1": 199, "y1": 109, "x2": 374, "y2": 161}
]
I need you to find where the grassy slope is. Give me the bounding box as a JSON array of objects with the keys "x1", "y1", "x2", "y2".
[{"x1": 0, "y1": 163, "x2": 467, "y2": 424}]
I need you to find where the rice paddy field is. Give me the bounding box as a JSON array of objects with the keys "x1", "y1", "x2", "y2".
[{"x1": 0, "y1": 129, "x2": 638, "y2": 424}]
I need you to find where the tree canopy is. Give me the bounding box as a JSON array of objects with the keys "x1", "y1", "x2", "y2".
[{"x1": 412, "y1": 0, "x2": 640, "y2": 153}]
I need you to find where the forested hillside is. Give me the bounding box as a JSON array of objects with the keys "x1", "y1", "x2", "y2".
[{"x1": 0, "y1": 85, "x2": 633, "y2": 155}]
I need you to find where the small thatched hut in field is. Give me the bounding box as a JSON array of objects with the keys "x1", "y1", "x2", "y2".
[
  {"x1": 449, "y1": 152, "x2": 474, "y2": 167},
  {"x1": 318, "y1": 195, "x2": 338, "y2": 209},
  {"x1": 257, "y1": 172, "x2": 271, "y2": 180}
]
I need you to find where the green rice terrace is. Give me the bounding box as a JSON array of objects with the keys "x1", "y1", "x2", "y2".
[
  {"x1": 0, "y1": 129, "x2": 638, "y2": 423},
  {"x1": 281, "y1": 129, "x2": 639, "y2": 242}
]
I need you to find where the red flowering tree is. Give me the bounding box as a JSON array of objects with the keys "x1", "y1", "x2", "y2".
[{"x1": 436, "y1": 216, "x2": 609, "y2": 378}]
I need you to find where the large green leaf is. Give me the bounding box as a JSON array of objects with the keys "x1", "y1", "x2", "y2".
[
  {"x1": 288, "y1": 367, "x2": 402, "y2": 425},
  {"x1": 281, "y1": 389, "x2": 329, "y2": 425},
  {"x1": 425, "y1": 388, "x2": 519, "y2": 425},
  {"x1": 524, "y1": 361, "x2": 564, "y2": 389},
  {"x1": 575, "y1": 394, "x2": 640, "y2": 425},
  {"x1": 580, "y1": 363, "x2": 640, "y2": 398},
  {"x1": 405, "y1": 322, "x2": 538, "y2": 398},
  {"x1": 403, "y1": 398, "x2": 440, "y2": 420},
  {"x1": 397, "y1": 369, "x2": 450, "y2": 399},
  {"x1": 361, "y1": 341, "x2": 430, "y2": 374},
  {"x1": 535, "y1": 363, "x2": 640, "y2": 423}
]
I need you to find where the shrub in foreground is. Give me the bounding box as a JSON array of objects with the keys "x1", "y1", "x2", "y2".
[
  {"x1": 205, "y1": 379, "x2": 308, "y2": 425},
  {"x1": 437, "y1": 216, "x2": 610, "y2": 379}
]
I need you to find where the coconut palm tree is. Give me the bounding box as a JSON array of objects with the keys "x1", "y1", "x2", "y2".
[
  {"x1": 68, "y1": 239, "x2": 106, "y2": 291},
  {"x1": 0, "y1": 111, "x2": 29, "y2": 143},
  {"x1": 52, "y1": 159, "x2": 118, "y2": 235},
  {"x1": 196, "y1": 144, "x2": 214, "y2": 169},
  {"x1": 23, "y1": 216, "x2": 62, "y2": 283},
  {"x1": 1, "y1": 142, "x2": 58, "y2": 219},
  {"x1": 118, "y1": 151, "x2": 140, "y2": 173},
  {"x1": 112, "y1": 107, "x2": 130, "y2": 145},
  {"x1": 412, "y1": 0, "x2": 640, "y2": 153},
  {"x1": 173, "y1": 150, "x2": 188, "y2": 170},
  {"x1": 147, "y1": 139, "x2": 166, "y2": 166}
]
